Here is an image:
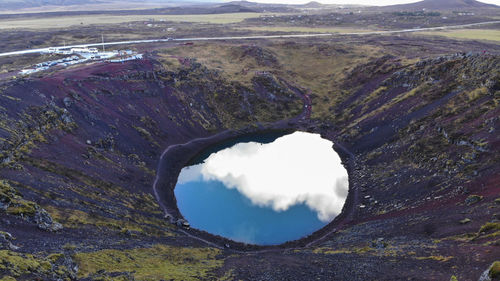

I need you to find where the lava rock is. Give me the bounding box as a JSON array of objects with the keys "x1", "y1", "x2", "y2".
[
  {"x1": 34, "y1": 208, "x2": 63, "y2": 232},
  {"x1": 176, "y1": 219, "x2": 190, "y2": 228}
]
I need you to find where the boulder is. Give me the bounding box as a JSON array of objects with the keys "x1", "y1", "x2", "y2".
[
  {"x1": 176, "y1": 219, "x2": 190, "y2": 228},
  {"x1": 34, "y1": 208, "x2": 63, "y2": 232}
]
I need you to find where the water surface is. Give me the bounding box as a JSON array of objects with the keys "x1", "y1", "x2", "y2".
[{"x1": 175, "y1": 132, "x2": 348, "y2": 245}]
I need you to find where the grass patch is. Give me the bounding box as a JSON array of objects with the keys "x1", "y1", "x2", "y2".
[
  {"x1": 348, "y1": 82, "x2": 429, "y2": 129},
  {"x1": 415, "y1": 255, "x2": 453, "y2": 262},
  {"x1": 479, "y1": 222, "x2": 500, "y2": 234},
  {"x1": 44, "y1": 205, "x2": 174, "y2": 237},
  {"x1": 0, "y1": 250, "x2": 51, "y2": 277},
  {"x1": 416, "y1": 29, "x2": 500, "y2": 43},
  {"x1": 0, "y1": 13, "x2": 273, "y2": 29},
  {"x1": 490, "y1": 261, "x2": 500, "y2": 279},
  {"x1": 74, "y1": 244, "x2": 223, "y2": 280},
  {"x1": 158, "y1": 41, "x2": 386, "y2": 120},
  {"x1": 236, "y1": 26, "x2": 374, "y2": 34}
]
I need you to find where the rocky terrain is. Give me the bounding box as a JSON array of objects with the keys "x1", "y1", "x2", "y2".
[{"x1": 0, "y1": 32, "x2": 499, "y2": 281}]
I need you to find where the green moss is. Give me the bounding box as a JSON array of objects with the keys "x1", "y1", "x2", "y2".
[
  {"x1": 45, "y1": 206, "x2": 141, "y2": 232},
  {"x1": 0, "y1": 105, "x2": 76, "y2": 169},
  {"x1": 132, "y1": 125, "x2": 159, "y2": 147},
  {"x1": 0, "y1": 250, "x2": 73, "y2": 279},
  {"x1": 47, "y1": 253, "x2": 64, "y2": 263},
  {"x1": 479, "y1": 223, "x2": 500, "y2": 234},
  {"x1": 133, "y1": 126, "x2": 151, "y2": 138},
  {"x1": 55, "y1": 265, "x2": 68, "y2": 276},
  {"x1": 0, "y1": 250, "x2": 49, "y2": 277},
  {"x1": 1, "y1": 180, "x2": 42, "y2": 220},
  {"x1": 355, "y1": 246, "x2": 374, "y2": 254},
  {"x1": 415, "y1": 255, "x2": 453, "y2": 262},
  {"x1": 6, "y1": 198, "x2": 37, "y2": 216},
  {"x1": 0, "y1": 180, "x2": 15, "y2": 194},
  {"x1": 74, "y1": 244, "x2": 223, "y2": 280},
  {"x1": 62, "y1": 243, "x2": 77, "y2": 251},
  {"x1": 0, "y1": 180, "x2": 17, "y2": 204},
  {"x1": 39, "y1": 260, "x2": 52, "y2": 272},
  {"x1": 465, "y1": 87, "x2": 488, "y2": 102},
  {"x1": 490, "y1": 261, "x2": 500, "y2": 279},
  {"x1": 0, "y1": 277, "x2": 17, "y2": 281},
  {"x1": 44, "y1": 205, "x2": 173, "y2": 237},
  {"x1": 450, "y1": 275, "x2": 458, "y2": 281}
]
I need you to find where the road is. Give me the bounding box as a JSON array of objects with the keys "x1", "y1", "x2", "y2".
[{"x1": 0, "y1": 20, "x2": 499, "y2": 57}]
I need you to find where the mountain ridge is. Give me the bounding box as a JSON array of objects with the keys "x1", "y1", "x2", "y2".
[{"x1": 385, "y1": 0, "x2": 499, "y2": 10}]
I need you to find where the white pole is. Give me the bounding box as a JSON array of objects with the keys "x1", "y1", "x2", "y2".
[{"x1": 102, "y1": 34, "x2": 105, "y2": 52}]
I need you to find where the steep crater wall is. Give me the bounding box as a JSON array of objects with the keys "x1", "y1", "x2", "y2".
[{"x1": 0, "y1": 50, "x2": 499, "y2": 280}]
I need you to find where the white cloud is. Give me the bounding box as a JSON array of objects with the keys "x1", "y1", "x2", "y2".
[
  {"x1": 177, "y1": 164, "x2": 203, "y2": 184},
  {"x1": 178, "y1": 132, "x2": 349, "y2": 222}
]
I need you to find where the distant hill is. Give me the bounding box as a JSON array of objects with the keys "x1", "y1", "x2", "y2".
[
  {"x1": 0, "y1": 0, "x2": 297, "y2": 13},
  {"x1": 300, "y1": 1, "x2": 325, "y2": 8},
  {"x1": 224, "y1": 1, "x2": 261, "y2": 7},
  {"x1": 212, "y1": 4, "x2": 256, "y2": 13},
  {"x1": 0, "y1": 0, "x2": 218, "y2": 12},
  {"x1": 386, "y1": 0, "x2": 499, "y2": 11},
  {"x1": 0, "y1": 0, "x2": 104, "y2": 10},
  {"x1": 223, "y1": 1, "x2": 299, "y2": 12}
]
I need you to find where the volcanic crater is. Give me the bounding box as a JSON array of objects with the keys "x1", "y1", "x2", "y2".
[{"x1": 0, "y1": 37, "x2": 499, "y2": 280}]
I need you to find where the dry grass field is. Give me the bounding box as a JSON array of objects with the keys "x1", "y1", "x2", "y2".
[
  {"x1": 158, "y1": 41, "x2": 388, "y2": 119},
  {"x1": 235, "y1": 26, "x2": 376, "y2": 34},
  {"x1": 0, "y1": 13, "x2": 276, "y2": 29},
  {"x1": 415, "y1": 28, "x2": 500, "y2": 43}
]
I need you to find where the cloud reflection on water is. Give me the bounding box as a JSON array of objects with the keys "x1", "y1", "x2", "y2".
[{"x1": 178, "y1": 131, "x2": 348, "y2": 222}]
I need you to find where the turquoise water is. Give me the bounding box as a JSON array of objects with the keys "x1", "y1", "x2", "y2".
[
  {"x1": 173, "y1": 132, "x2": 348, "y2": 245},
  {"x1": 174, "y1": 179, "x2": 326, "y2": 245}
]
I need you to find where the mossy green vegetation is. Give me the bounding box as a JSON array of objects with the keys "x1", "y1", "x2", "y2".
[
  {"x1": 490, "y1": 261, "x2": 500, "y2": 279},
  {"x1": 312, "y1": 244, "x2": 454, "y2": 263},
  {"x1": 74, "y1": 244, "x2": 223, "y2": 280},
  {"x1": 46, "y1": 253, "x2": 64, "y2": 265},
  {"x1": 5, "y1": 198, "x2": 37, "y2": 216},
  {"x1": 0, "y1": 250, "x2": 74, "y2": 279},
  {"x1": 1, "y1": 180, "x2": 40, "y2": 218},
  {"x1": 0, "y1": 104, "x2": 77, "y2": 169},
  {"x1": 0, "y1": 180, "x2": 17, "y2": 203},
  {"x1": 158, "y1": 56, "x2": 302, "y2": 128},
  {"x1": 415, "y1": 255, "x2": 453, "y2": 262},
  {"x1": 132, "y1": 125, "x2": 159, "y2": 147},
  {"x1": 0, "y1": 250, "x2": 51, "y2": 277},
  {"x1": 44, "y1": 205, "x2": 174, "y2": 237},
  {"x1": 158, "y1": 41, "x2": 383, "y2": 120},
  {"x1": 479, "y1": 222, "x2": 500, "y2": 234}
]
